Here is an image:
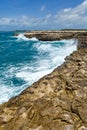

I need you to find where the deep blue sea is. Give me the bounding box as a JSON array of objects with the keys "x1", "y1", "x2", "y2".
[{"x1": 0, "y1": 31, "x2": 77, "y2": 103}]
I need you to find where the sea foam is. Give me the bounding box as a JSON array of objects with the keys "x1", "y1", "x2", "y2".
[
  {"x1": 0, "y1": 32, "x2": 77, "y2": 104},
  {"x1": 15, "y1": 33, "x2": 38, "y2": 41}
]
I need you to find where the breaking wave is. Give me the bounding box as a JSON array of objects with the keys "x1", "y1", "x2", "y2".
[
  {"x1": 14, "y1": 33, "x2": 38, "y2": 41},
  {"x1": 0, "y1": 31, "x2": 77, "y2": 103}
]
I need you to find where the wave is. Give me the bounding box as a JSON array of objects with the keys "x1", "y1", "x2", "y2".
[
  {"x1": 34, "y1": 39, "x2": 77, "y2": 53},
  {"x1": 42, "y1": 39, "x2": 77, "y2": 45},
  {"x1": 14, "y1": 33, "x2": 38, "y2": 41},
  {"x1": 59, "y1": 39, "x2": 77, "y2": 46},
  {"x1": 0, "y1": 38, "x2": 77, "y2": 104}
]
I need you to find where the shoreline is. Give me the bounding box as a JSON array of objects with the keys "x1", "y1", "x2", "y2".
[
  {"x1": 24, "y1": 30, "x2": 87, "y2": 42},
  {"x1": 0, "y1": 31, "x2": 87, "y2": 130}
]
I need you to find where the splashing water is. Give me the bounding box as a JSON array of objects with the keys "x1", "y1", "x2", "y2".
[
  {"x1": 14, "y1": 33, "x2": 38, "y2": 41},
  {"x1": 0, "y1": 32, "x2": 77, "y2": 103}
]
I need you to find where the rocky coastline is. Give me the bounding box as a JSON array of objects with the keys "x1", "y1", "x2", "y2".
[
  {"x1": 24, "y1": 30, "x2": 87, "y2": 41},
  {"x1": 0, "y1": 31, "x2": 87, "y2": 130}
]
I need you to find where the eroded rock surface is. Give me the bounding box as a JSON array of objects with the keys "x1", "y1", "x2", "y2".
[
  {"x1": 24, "y1": 30, "x2": 87, "y2": 42},
  {"x1": 0, "y1": 32, "x2": 87, "y2": 130}
]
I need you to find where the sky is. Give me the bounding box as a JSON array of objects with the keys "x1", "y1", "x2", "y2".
[{"x1": 0, "y1": 0, "x2": 87, "y2": 30}]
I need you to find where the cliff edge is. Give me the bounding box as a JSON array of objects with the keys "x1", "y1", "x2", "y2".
[{"x1": 0, "y1": 31, "x2": 87, "y2": 130}]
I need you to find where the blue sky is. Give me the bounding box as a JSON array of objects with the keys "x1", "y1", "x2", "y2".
[{"x1": 0, "y1": 0, "x2": 87, "y2": 30}]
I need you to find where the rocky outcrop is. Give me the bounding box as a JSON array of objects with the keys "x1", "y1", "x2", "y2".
[
  {"x1": 24, "y1": 31, "x2": 75, "y2": 41},
  {"x1": 14, "y1": 30, "x2": 87, "y2": 41},
  {"x1": 0, "y1": 31, "x2": 87, "y2": 130},
  {"x1": 77, "y1": 36, "x2": 87, "y2": 49},
  {"x1": 24, "y1": 30, "x2": 87, "y2": 50},
  {"x1": 24, "y1": 30, "x2": 87, "y2": 41}
]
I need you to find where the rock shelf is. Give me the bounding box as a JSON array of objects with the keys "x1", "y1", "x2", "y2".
[{"x1": 0, "y1": 31, "x2": 87, "y2": 130}]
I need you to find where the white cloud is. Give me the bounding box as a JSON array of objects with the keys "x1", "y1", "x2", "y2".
[
  {"x1": 0, "y1": 18, "x2": 12, "y2": 25},
  {"x1": 54, "y1": 0, "x2": 87, "y2": 28},
  {"x1": 0, "y1": 15, "x2": 52, "y2": 27},
  {"x1": 45, "y1": 14, "x2": 51, "y2": 19},
  {"x1": 40, "y1": 5, "x2": 45, "y2": 12},
  {"x1": 0, "y1": 0, "x2": 87, "y2": 29}
]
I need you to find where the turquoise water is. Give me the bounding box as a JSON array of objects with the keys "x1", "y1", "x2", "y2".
[{"x1": 0, "y1": 31, "x2": 77, "y2": 103}]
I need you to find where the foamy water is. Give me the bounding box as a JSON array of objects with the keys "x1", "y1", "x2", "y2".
[
  {"x1": 15, "y1": 33, "x2": 38, "y2": 41},
  {"x1": 0, "y1": 32, "x2": 77, "y2": 103}
]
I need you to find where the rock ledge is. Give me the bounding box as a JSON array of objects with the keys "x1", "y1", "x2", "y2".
[{"x1": 0, "y1": 31, "x2": 87, "y2": 130}]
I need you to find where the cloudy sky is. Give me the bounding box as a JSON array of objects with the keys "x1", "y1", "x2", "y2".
[{"x1": 0, "y1": 0, "x2": 87, "y2": 30}]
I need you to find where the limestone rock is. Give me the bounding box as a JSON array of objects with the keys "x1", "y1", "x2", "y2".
[{"x1": 0, "y1": 31, "x2": 87, "y2": 130}]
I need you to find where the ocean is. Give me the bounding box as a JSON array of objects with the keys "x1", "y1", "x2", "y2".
[{"x1": 0, "y1": 31, "x2": 77, "y2": 104}]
